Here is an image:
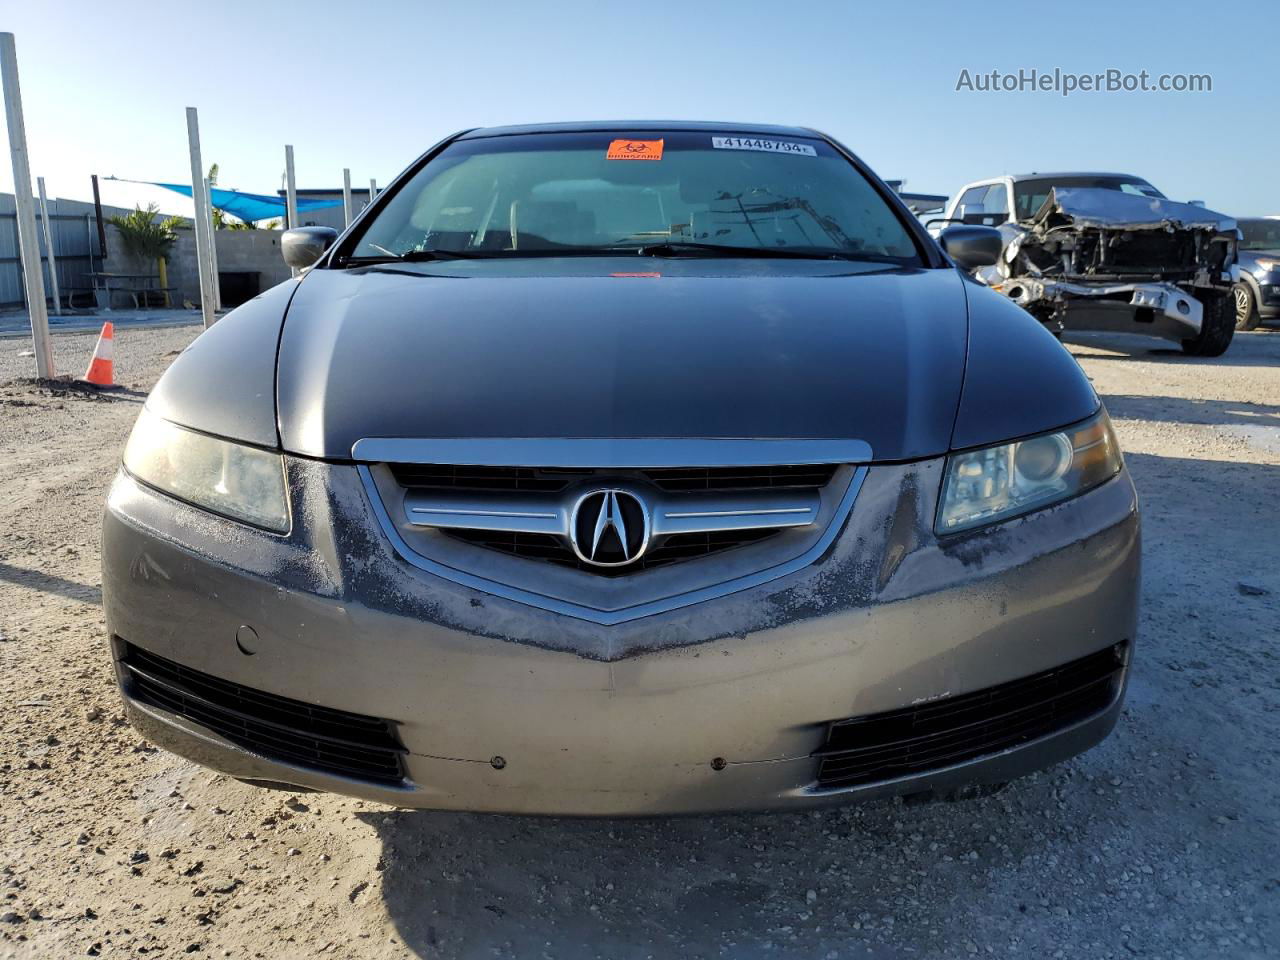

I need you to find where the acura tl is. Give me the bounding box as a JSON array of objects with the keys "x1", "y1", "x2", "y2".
[{"x1": 102, "y1": 122, "x2": 1140, "y2": 815}]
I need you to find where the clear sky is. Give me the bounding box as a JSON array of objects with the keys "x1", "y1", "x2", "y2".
[{"x1": 4, "y1": 0, "x2": 1275, "y2": 217}]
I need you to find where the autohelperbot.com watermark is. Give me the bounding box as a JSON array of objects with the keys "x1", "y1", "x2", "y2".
[{"x1": 955, "y1": 67, "x2": 1212, "y2": 97}]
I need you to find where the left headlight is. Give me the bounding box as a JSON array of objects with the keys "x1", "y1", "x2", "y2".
[
  {"x1": 936, "y1": 410, "x2": 1122, "y2": 535},
  {"x1": 123, "y1": 407, "x2": 290, "y2": 533}
]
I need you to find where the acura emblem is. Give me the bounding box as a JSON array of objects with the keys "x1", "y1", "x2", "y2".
[{"x1": 570, "y1": 489, "x2": 651, "y2": 568}]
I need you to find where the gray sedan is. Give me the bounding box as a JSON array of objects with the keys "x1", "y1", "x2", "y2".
[
  {"x1": 102, "y1": 122, "x2": 1139, "y2": 815},
  {"x1": 1235, "y1": 217, "x2": 1280, "y2": 329}
]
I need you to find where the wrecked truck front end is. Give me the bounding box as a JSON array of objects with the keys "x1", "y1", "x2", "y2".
[{"x1": 986, "y1": 187, "x2": 1239, "y2": 355}]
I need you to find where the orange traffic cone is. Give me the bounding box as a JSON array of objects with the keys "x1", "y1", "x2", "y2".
[{"x1": 83, "y1": 322, "x2": 115, "y2": 387}]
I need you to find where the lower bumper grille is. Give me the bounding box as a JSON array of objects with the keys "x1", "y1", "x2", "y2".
[
  {"x1": 814, "y1": 643, "x2": 1126, "y2": 790},
  {"x1": 119, "y1": 642, "x2": 407, "y2": 785}
]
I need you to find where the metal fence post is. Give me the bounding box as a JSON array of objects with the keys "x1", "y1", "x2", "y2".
[
  {"x1": 1, "y1": 32, "x2": 54, "y2": 378},
  {"x1": 186, "y1": 107, "x2": 217, "y2": 328},
  {"x1": 36, "y1": 176, "x2": 61, "y2": 315},
  {"x1": 204, "y1": 176, "x2": 221, "y2": 311},
  {"x1": 285, "y1": 145, "x2": 299, "y2": 277},
  {"x1": 342, "y1": 168, "x2": 352, "y2": 228}
]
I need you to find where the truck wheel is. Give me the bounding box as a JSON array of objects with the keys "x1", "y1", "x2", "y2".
[
  {"x1": 1234, "y1": 282, "x2": 1260, "y2": 331},
  {"x1": 1181, "y1": 291, "x2": 1236, "y2": 357}
]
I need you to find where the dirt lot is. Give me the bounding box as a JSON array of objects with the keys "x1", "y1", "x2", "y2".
[{"x1": 1, "y1": 324, "x2": 1277, "y2": 959}]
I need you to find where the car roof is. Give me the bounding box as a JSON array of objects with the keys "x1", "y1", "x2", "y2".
[
  {"x1": 1005, "y1": 172, "x2": 1147, "y2": 182},
  {"x1": 457, "y1": 120, "x2": 822, "y2": 140}
]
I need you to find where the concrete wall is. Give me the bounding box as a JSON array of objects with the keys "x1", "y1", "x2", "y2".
[{"x1": 103, "y1": 225, "x2": 294, "y2": 306}]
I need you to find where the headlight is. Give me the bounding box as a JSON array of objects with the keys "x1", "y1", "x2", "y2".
[
  {"x1": 123, "y1": 408, "x2": 290, "y2": 533},
  {"x1": 1255, "y1": 258, "x2": 1279, "y2": 273},
  {"x1": 936, "y1": 410, "x2": 1122, "y2": 535}
]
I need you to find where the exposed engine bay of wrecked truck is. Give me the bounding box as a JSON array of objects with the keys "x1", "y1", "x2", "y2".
[{"x1": 979, "y1": 187, "x2": 1238, "y2": 354}]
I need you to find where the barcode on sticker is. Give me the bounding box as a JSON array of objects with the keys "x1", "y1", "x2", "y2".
[{"x1": 711, "y1": 137, "x2": 816, "y2": 156}]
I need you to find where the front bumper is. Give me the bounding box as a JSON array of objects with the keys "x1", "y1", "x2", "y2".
[
  {"x1": 103, "y1": 456, "x2": 1140, "y2": 815},
  {"x1": 1257, "y1": 280, "x2": 1280, "y2": 319},
  {"x1": 997, "y1": 278, "x2": 1213, "y2": 342}
]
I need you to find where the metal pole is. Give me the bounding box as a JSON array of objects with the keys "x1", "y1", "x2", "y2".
[
  {"x1": 36, "y1": 176, "x2": 60, "y2": 315},
  {"x1": 204, "y1": 176, "x2": 221, "y2": 311},
  {"x1": 0, "y1": 33, "x2": 53, "y2": 378},
  {"x1": 186, "y1": 107, "x2": 216, "y2": 328},
  {"x1": 90, "y1": 174, "x2": 107, "y2": 257},
  {"x1": 368, "y1": 178, "x2": 377, "y2": 208},
  {"x1": 342, "y1": 168, "x2": 352, "y2": 228},
  {"x1": 284, "y1": 145, "x2": 299, "y2": 277}
]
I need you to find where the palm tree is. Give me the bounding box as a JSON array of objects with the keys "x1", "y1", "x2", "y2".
[
  {"x1": 107, "y1": 204, "x2": 185, "y2": 306},
  {"x1": 207, "y1": 163, "x2": 227, "y2": 230}
]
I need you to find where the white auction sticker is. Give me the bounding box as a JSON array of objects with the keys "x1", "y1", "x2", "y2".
[{"x1": 711, "y1": 136, "x2": 817, "y2": 156}]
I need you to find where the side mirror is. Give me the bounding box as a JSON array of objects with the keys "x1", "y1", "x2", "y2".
[
  {"x1": 939, "y1": 224, "x2": 1003, "y2": 271},
  {"x1": 281, "y1": 227, "x2": 339, "y2": 269}
]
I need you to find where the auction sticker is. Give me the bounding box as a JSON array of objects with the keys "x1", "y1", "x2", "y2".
[
  {"x1": 607, "y1": 139, "x2": 664, "y2": 160},
  {"x1": 711, "y1": 136, "x2": 816, "y2": 156}
]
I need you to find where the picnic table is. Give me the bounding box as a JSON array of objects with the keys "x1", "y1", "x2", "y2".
[{"x1": 71, "y1": 272, "x2": 172, "y2": 310}]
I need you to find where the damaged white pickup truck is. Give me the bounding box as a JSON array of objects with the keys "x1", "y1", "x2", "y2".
[{"x1": 937, "y1": 173, "x2": 1239, "y2": 356}]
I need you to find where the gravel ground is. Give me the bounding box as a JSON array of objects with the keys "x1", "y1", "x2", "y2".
[{"x1": 0, "y1": 324, "x2": 1277, "y2": 959}]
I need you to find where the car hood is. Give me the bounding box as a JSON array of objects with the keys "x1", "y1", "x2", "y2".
[
  {"x1": 276, "y1": 259, "x2": 969, "y2": 463},
  {"x1": 1031, "y1": 187, "x2": 1236, "y2": 232},
  {"x1": 1241, "y1": 248, "x2": 1280, "y2": 264}
]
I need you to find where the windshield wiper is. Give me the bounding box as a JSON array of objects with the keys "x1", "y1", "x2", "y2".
[
  {"x1": 341, "y1": 243, "x2": 908, "y2": 266},
  {"x1": 341, "y1": 247, "x2": 486, "y2": 266},
  {"x1": 629, "y1": 241, "x2": 900, "y2": 263}
]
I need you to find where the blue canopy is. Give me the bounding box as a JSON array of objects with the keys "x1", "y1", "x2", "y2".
[{"x1": 146, "y1": 181, "x2": 343, "y2": 223}]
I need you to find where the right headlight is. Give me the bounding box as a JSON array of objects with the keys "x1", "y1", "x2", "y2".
[
  {"x1": 123, "y1": 407, "x2": 290, "y2": 533},
  {"x1": 936, "y1": 410, "x2": 1122, "y2": 535}
]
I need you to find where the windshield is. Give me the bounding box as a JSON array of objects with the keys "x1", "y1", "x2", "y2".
[
  {"x1": 1240, "y1": 218, "x2": 1280, "y2": 251},
  {"x1": 1013, "y1": 176, "x2": 1166, "y2": 221},
  {"x1": 346, "y1": 131, "x2": 921, "y2": 263}
]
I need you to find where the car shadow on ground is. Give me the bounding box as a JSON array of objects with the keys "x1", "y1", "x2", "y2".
[
  {"x1": 1102, "y1": 394, "x2": 1280, "y2": 430},
  {"x1": 0, "y1": 559, "x2": 101, "y2": 605},
  {"x1": 346, "y1": 449, "x2": 1276, "y2": 959},
  {"x1": 356, "y1": 782, "x2": 1051, "y2": 959},
  {"x1": 1065, "y1": 328, "x2": 1280, "y2": 367}
]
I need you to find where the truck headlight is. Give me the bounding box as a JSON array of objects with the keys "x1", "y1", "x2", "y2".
[
  {"x1": 936, "y1": 410, "x2": 1122, "y2": 534},
  {"x1": 123, "y1": 408, "x2": 290, "y2": 533}
]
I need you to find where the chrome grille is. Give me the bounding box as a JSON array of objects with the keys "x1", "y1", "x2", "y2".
[
  {"x1": 386, "y1": 462, "x2": 835, "y2": 575},
  {"x1": 389, "y1": 463, "x2": 836, "y2": 495},
  {"x1": 388, "y1": 464, "x2": 585, "y2": 493},
  {"x1": 445, "y1": 527, "x2": 778, "y2": 574},
  {"x1": 642, "y1": 465, "x2": 837, "y2": 492}
]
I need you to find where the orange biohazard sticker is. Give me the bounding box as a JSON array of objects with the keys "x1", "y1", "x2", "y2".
[{"x1": 607, "y1": 138, "x2": 664, "y2": 161}]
